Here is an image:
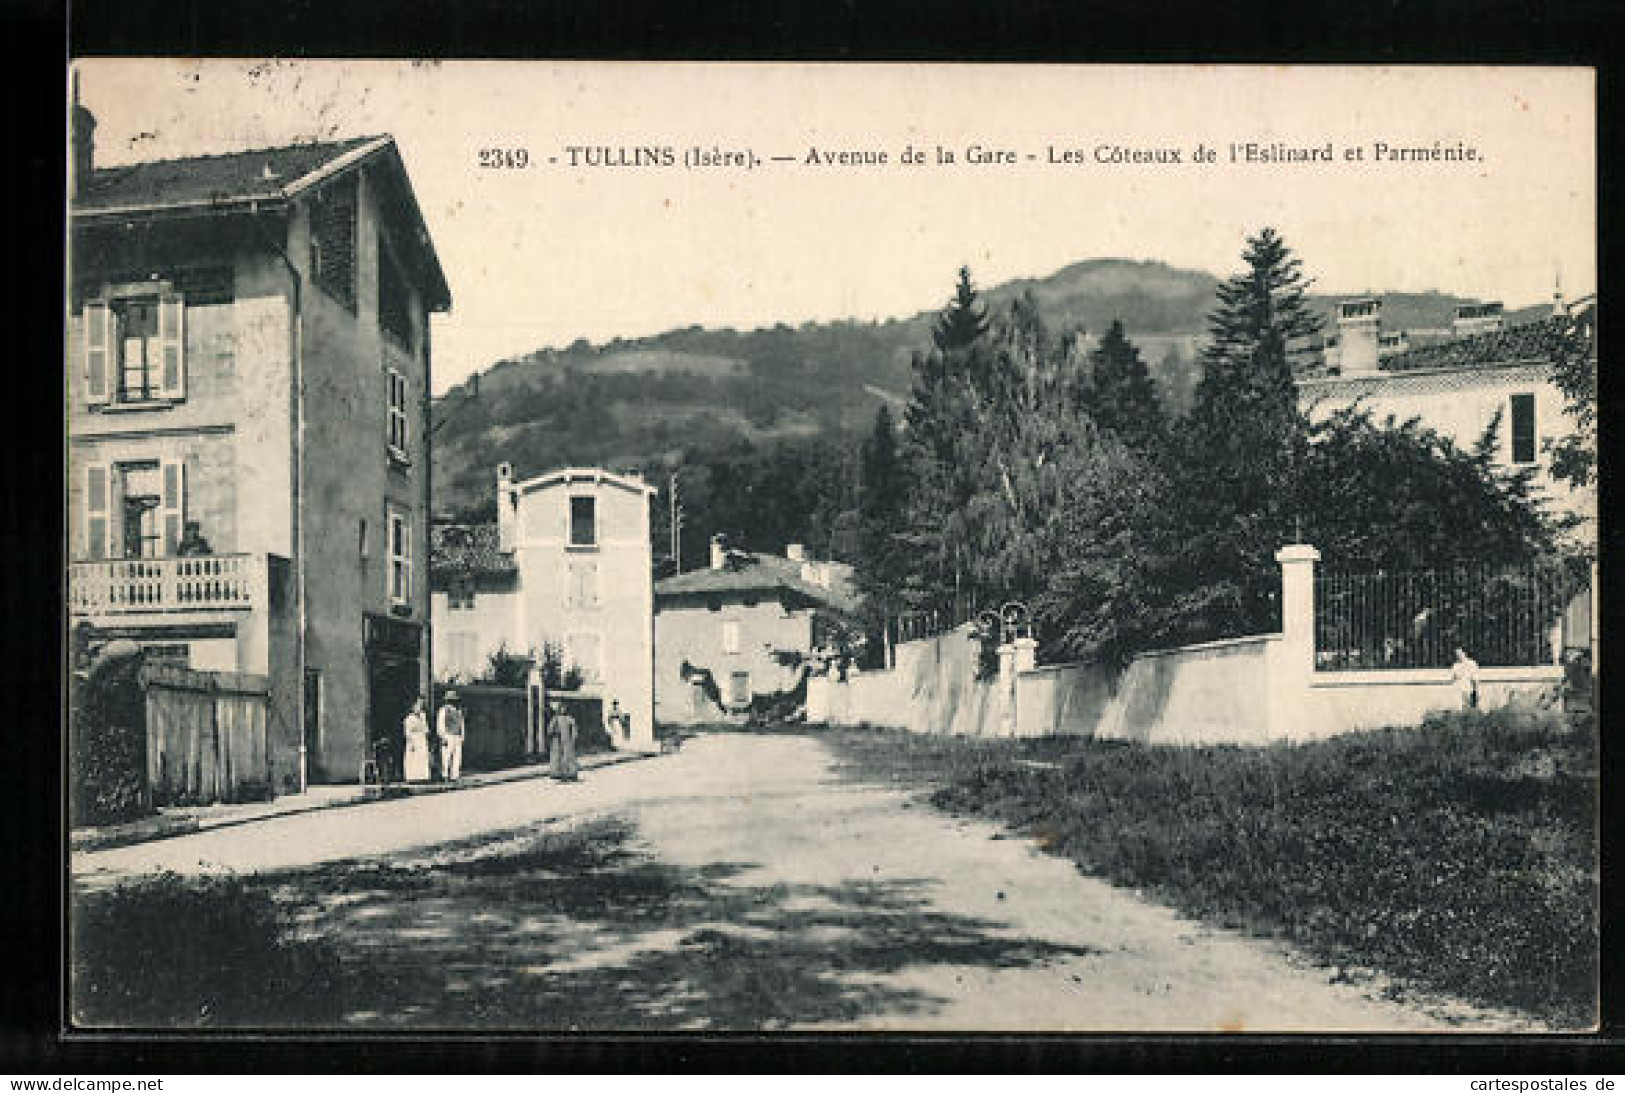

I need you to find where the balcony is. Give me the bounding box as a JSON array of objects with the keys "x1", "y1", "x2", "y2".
[{"x1": 70, "y1": 554, "x2": 267, "y2": 617}]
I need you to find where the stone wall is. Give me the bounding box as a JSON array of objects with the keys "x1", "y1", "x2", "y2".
[{"x1": 810, "y1": 544, "x2": 1570, "y2": 746}]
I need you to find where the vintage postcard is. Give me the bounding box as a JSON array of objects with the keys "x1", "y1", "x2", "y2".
[{"x1": 65, "y1": 61, "x2": 1597, "y2": 1033}]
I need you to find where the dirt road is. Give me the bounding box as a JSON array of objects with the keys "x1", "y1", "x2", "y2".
[{"x1": 74, "y1": 732, "x2": 1524, "y2": 1031}]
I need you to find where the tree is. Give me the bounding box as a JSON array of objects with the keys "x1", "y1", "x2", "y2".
[
  {"x1": 932, "y1": 265, "x2": 990, "y2": 353},
  {"x1": 1087, "y1": 319, "x2": 1165, "y2": 451},
  {"x1": 1171, "y1": 227, "x2": 1322, "y2": 643},
  {"x1": 1034, "y1": 439, "x2": 1184, "y2": 667},
  {"x1": 855, "y1": 406, "x2": 910, "y2": 621},
  {"x1": 1302, "y1": 406, "x2": 1559, "y2": 571},
  {"x1": 1546, "y1": 305, "x2": 1598, "y2": 491}
]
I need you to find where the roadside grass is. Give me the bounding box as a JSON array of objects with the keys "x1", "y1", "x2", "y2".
[{"x1": 816, "y1": 707, "x2": 1597, "y2": 1028}]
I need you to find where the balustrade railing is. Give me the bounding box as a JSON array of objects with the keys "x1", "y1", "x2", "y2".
[{"x1": 69, "y1": 554, "x2": 264, "y2": 615}]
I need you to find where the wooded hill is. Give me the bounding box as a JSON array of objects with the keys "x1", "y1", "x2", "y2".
[{"x1": 430, "y1": 256, "x2": 1542, "y2": 517}]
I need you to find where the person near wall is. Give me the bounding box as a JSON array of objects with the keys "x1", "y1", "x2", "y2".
[
  {"x1": 1451, "y1": 647, "x2": 1481, "y2": 710},
  {"x1": 437, "y1": 690, "x2": 466, "y2": 781},
  {"x1": 548, "y1": 698, "x2": 579, "y2": 782},
  {"x1": 607, "y1": 699, "x2": 629, "y2": 750},
  {"x1": 402, "y1": 696, "x2": 432, "y2": 782},
  {"x1": 176, "y1": 521, "x2": 212, "y2": 557}
]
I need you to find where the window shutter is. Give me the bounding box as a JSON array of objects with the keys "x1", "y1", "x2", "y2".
[
  {"x1": 398, "y1": 372, "x2": 410, "y2": 450},
  {"x1": 385, "y1": 368, "x2": 404, "y2": 452},
  {"x1": 158, "y1": 293, "x2": 186, "y2": 400},
  {"x1": 84, "y1": 301, "x2": 111, "y2": 404},
  {"x1": 84, "y1": 463, "x2": 110, "y2": 559},
  {"x1": 160, "y1": 459, "x2": 186, "y2": 555}
]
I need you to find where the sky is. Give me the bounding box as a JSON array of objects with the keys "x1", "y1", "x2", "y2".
[{"x1": 74, "y1": 61, "x2": 1596, "y2": 394}]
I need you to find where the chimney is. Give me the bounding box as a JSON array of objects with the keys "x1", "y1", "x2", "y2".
[
  {"x1": 709, "y1": 534, "x2": 727, "y2": 571},
  {"x1": 495, "y1": 463, "x2": 517, "y2": 550},
  {"x1": 1552, "y1": 273, "x2": 1567, "y2": 318},
  {"x1": 1452, "y1": 302, "x2": 1505, "y2": 337},
  {"x1": 785, "y1": 543, "x2": 806, "y2": 562},
  {"x1": 1333, "y1": 298, "x2": 1382, "y2": 374},
  {"x1": 69, "y1": 73, "x2": 95, "y2": 202}
]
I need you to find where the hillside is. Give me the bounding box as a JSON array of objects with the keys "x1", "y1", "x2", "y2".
[{"x1": 430, "y1": 257, "x2": 1532, "y2": 516}]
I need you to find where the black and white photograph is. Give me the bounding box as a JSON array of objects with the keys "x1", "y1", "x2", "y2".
[{"x1": 64, "y1": 60, "x2": 1597, "y2": 1034}]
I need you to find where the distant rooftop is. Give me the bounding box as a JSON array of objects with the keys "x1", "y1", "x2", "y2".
[
  {"x1": 656, "y1": 551, "x2": 859, "y2": 614},
  {"x1": 1378, "y1": 309, "x2": 1589, "y2": 374},
  {"x1": 430, "y1": 523, "x2": 515, "y2": 578},
  {"x1": 1297, "y1": 300, "x2": 1594, "y2": 381}
]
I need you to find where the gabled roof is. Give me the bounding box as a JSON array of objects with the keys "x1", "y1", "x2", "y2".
[
  {"x1": 515, "y1": 466, "x2": 658, "y2": 497},
  {"x1": 73, "y1": 134, "x2": 451, "y2": 312},
  {"x1": 656, "y1": 552, "x2": 859, "y2": 615},
  {"x1": 430, "y1": 523, "x2": 516, "y2": 578},
  {"x1": 74, "y1": 135, "x2": 385, "y2": 216}
]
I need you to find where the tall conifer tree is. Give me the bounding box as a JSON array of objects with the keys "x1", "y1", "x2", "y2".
[
  {"x1": 1173, "y1": 227, "x2": 1322, "y2": 641},
  {"x1": 1087, "y1": 319, "x2": 1165, "y2": 451}
]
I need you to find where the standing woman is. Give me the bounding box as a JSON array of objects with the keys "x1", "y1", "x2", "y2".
[
  {"x1": 402, "y1": 696, "x2": 432, "y2": 783},
  {"x1": 549, "y1": 698, "x2": 579, "y2": 782}
]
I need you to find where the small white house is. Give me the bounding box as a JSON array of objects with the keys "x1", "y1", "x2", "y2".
[
  {"x1": 430, "y1": 464, "x2": 657, "y2": 751},
  {"x1": 1296, "y1": 295, "x2": 1596, "y2": 531}
]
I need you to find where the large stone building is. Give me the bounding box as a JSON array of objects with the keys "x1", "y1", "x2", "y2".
[
  {"x1": 67, "y1": 103, "x2": 451, "y2": 790},
  {"x1": 429, "y1": 464, "x2": 658, "y2": 751},
  {"x1": 1296, "y1": 293, "x2": 1597, "y2": 530}
]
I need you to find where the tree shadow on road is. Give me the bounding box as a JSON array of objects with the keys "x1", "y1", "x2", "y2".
[{"x1": 255, "y1": 816, "x2": 1097, "y2": 1030}]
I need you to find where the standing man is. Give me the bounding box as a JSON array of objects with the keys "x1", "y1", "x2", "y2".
[
  {"x1": 438, "y1": 689, "x2": 466, "y2": 781},
  {"x1": 1451, "y1": 647, "x2": 1481, "y2": 710}
]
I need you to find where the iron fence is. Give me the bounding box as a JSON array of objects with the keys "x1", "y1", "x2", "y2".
[
  {"x1": 893, "y1": 598, "x2": 983, "y2": 646},
  {"x1": 1314, "y1": 562, "x2": 1587, "y2": 671}
]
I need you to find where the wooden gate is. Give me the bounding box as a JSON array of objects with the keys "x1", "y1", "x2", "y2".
[{"x1": 142, "y1": 663, "x2": 271, "y2": 805}]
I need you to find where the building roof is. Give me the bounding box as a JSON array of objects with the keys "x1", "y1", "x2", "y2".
[
  {"x1": 1376, "y1": 313, "x2": 1574, "y2": 374},
  {"x1": 430, "y1": 523, "x2": 516, "y2": 578},
  {"x1": 74, "y1": 135, "x2": 385, "y2": 216},
  {"x1": 655, "y1": 552, "x2": 860, "y2": 614},
  {"x1": 513, "y1": 466, "x2": 658, "y2": 497},
  {"x1": 73, "y1": 134, "x2": 451, "y2": 312},
  {"x1": 1296, "y1": 301, "x2": 1596, "y2": 383}
]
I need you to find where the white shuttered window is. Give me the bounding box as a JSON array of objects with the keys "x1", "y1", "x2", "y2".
[
  {"x1": 389, "y1": 510, "x2": 411, "y2": 604},
  {"x1": 387, "y1": 369, "x2": 409, "y2": 456},
  {"x1": 83, "y1": 464, "x2": 111, "y2": 559},
  {"x1": 159, "y1": 459, "x2": 186, "y2": 555},
  {"x1": 83, "y1": 301, "x2": 112, "y2": 404},
  {"x1": 157, "y1": 293, "x2": 186, "y2": 400}
]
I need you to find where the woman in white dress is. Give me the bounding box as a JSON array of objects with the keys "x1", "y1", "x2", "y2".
[{"x1": 402, "y1": 697, "x2": 432, "y2": 782}]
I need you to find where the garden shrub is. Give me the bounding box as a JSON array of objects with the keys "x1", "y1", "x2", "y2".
[{"x1": 69, "y1": 645, "x2": 149, "y2": 827}]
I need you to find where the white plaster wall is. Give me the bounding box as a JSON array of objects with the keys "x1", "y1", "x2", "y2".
[
  {"x1": 1298, "y1": 364, "x2": 1589, "y2": 523},
  {"x1": 431, "y1": 585, "x2": 519, "y2": 679},
  {"x1": 653, "y1": 599, "x2": 813, "y2": 724},
  {"x1": 1094, "y1": 636, "x2": 1278, "y2": 745},
  {"x1": 513, "y1": 476, "x2": 654, "y2": 749}
]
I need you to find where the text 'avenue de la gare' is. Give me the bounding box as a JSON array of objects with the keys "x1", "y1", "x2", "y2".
[{"x1": 522, "y1": 140, "x2": 1486, "y2": 172}]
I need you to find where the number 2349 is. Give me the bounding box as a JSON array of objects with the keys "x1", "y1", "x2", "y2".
[{"x1": 478, "y1": 148, "x2": 531, "y2": 168}]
